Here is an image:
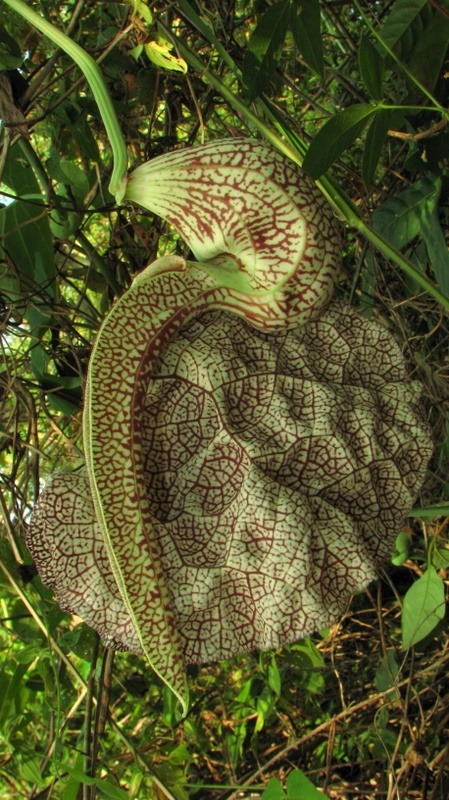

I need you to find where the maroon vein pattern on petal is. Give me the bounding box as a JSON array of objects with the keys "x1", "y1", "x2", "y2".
[
  {"x1": 28, "y1": 301, "x2": 432, "y2": 664},
  {"x1": 140, "y1": 301, "x2": 432, "y2": 662},
  {"x1": 125, "y1": 138, "x2": 341, "y2": 328},
  {"x1": 26, "y1": 471, "x2": 141, "y2": 653}
]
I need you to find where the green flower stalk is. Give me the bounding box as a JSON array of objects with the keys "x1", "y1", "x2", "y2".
[{"x1": 3, "y1": 0, "x2": 128, "y2": 201}]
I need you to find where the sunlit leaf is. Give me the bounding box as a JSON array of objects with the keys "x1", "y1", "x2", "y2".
[
  {"x1": 401, "y1": 567, "x2": 445, "y2": 649},
  {"x1": 286, "y1": 768, "x2": 331, "y2": 799},
  {"x1": 144, "y1": 37, "x2": 187, "y2": 72}
]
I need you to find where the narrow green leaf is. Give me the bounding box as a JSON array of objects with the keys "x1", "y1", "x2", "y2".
[
  {"x1": 290, "y1": 0, "x2": 324, "y2": 80},
  {"x1": 242, "y1": 0, "x2": 291, "y2": 101},
  {"x1": 401, "y1": 567, "x2": 445, "y2": 649},
  {"x1": 408, "y1": 503, "x2": 449, "y2": 518},
  {"x1": 267, "y1": 654, "x2": 281, "y2": 696},
  {"x1": 286, "y1": 768, "x2": 331, "y2": 800},
  {"x1": 379, "y1": 0, "x2": 428, "y2": 52},
  {"x1": 302, "y1": 103, "x2": 376, "y2": 179},
  {"x1": 358, "y1": 34, "x2": 384, "y2": 100},
  {"x1": 0, "y1": 665, "x2": 29, "y2": 727},
  {"x1": 362, "y1": 108, "x2": 396, "y2": 188},
  {"x1": 95, "y1": 780, "x2": 130, "y2": 800}
]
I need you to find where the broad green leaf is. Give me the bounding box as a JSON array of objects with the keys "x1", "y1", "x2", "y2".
[
  {"x1": 144, "y1": 37, "x2": 187, "y2": 72},
  {"x1": 242, "y1": 0, "x2": 291, "y2": 101},
  {"x1": 401, "y1": 567, "x2": 445, "y2": 649},
  {"x1": 432, "y1": 548, "x2": 449, "y2": 570},
  {"x1": 358, "y1": 34, "x2": 384, "y2": 100},
  {"x1": 372, "y1": 178, "x2": 430, "y2": 248},
  {"x1": 379, "y1": 0, "x2": 428, "y2": 52},
  {"x1": 260, "y1": 777, "x2": 285, "y2": 800},
  {"x1": 286, "y1": 768, "x2": 331, "y2": 799},
  {"x1": 403, "y1": 1, "x2": 449, "y2": 94},
  {"x1": 372, "y1": 174, "x2": 449, "y2": 294},
  {"x1": 290, "y1": 0, "x2": 324, "y2": 80},
  {"x1": 302, "y1": 103, "x2": 376, "y2": 179}
]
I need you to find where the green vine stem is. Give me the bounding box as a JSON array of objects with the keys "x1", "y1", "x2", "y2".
[{"x1": 3, "y1": 0, "x2": 128, "y2": 201}]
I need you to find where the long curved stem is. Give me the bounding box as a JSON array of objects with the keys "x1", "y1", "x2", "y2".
[{"x1": 3, "y1": 0, "x2": 128, "y2": 201}]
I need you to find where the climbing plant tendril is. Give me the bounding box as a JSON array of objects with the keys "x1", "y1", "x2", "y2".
[{"x1": 27, "y1": 139, "x2": 433, "y2": 711}]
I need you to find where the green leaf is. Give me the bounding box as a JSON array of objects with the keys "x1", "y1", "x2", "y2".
[
  {"x1": 374, "y1": 651, "x2": 400, "y2": 697},
  {"x1": 95, "y1": 780, "x2": 130, "y2": 800},
  {"x1": 372, "y1": 174, "x2": 449, "y2": 294},
  {"x1": 242, "y1": 0, "x2": 291, "y2": 101},
  {"x1": 401, "y1": 567, "x2": 445, "y2": 650},
  {"x1": 379, "y1": 0, "x2": 428, "y2": 52},
  {"x1": 417, "y1": 179, "x2": 449, "y2": 296},
  {"x1": 290, "y1": 0, "x2": 324, "y2": 80},
  {"x1": 408, "y1": 503, "x2": 449, "y2": 518},
  {"x1": 267, "y1": 654, "x2": 281, "y2": 696},
  {"x1": 0, "y1": 24, "x2": 22, "y2": 68},
  {"x1": 286, "y1": 768, "x2": 331, "y2": 799},
  {"x1": 432, "y1": 547, "x2": 449, "y2": 570},
  {"x1": 0, "y1": 144, "x2": 56, "y2": 333},
  {"x1": 302, "y1": 104, "x2": 376, "y2": 179},
  {"x1": 144, "y1": 37, "x2": 187, "y2": 72},
  {"x1": 391, "y1": 530, "x2": 411, "y2": 566},
  {"x1": 371, "y1": 174, "x2": 437, "y2": 248},
  {"x1": 358, "y1": 34, "x2": 384, "y2": 100},
  {"x1": 261, "y1": 777, "x2": 285, "y2": 800},
  {"x1": 0, "y1": 664, "x2": 29, "y2": 728},
  {"x1": 362, "y1": 109, "x2": 395, "y2": 188}
]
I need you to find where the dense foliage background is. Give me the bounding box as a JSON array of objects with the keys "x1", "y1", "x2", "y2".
[{"x1": 1, "y1": 0, "x2": 449, "y2": 798}]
